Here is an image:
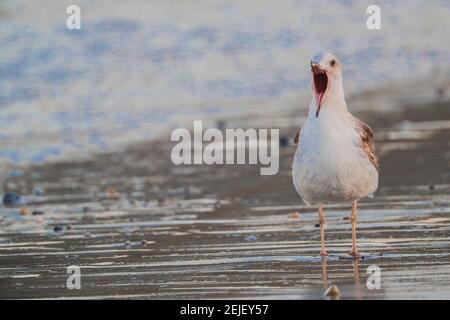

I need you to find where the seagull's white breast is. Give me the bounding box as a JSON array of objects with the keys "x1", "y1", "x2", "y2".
[{"x1": 292, "y1": 104, "x2": 378, "y2": 205}]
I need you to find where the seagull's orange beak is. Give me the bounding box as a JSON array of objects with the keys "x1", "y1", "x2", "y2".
[{"x1": 311, "y1": 62, "x2": 328, "y2": 117}]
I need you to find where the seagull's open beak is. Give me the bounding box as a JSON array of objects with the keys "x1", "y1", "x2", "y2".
[{"x1": 311, "y1": 61, "x2": 328, "y2": 117}]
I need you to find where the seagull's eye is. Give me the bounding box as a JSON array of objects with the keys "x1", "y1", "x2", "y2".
[{"x1": 330, "y1": 60, "x2": 336, "y2": 67}]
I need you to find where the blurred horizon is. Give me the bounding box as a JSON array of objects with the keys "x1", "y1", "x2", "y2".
[{"x1": 0, "y1": 0, "x2": 449, "y2": 166}]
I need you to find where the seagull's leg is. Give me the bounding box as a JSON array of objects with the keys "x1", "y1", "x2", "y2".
[
  {"x1": 352, "y1": 259, "x2": 360, "y2": 286},
  {"x1": 350, "y1": 200, "x2": 359, "y2": 257},
  {"x1": 319, "y1": 205, "x2": 328, "y2": 257},
  {"x1": 321, "y1": 258, "x2": 328, "y2": 288}
]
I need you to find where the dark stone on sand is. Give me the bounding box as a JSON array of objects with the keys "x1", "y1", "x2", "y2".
[
  {"x1": 33, "y1": 187, "x2": 44, "y2": 196},
  {"x1": 32, "y1": 211, "x2": 44, "y2": 215},
  {"x1": 2, "y1": 192, "x2": 21, "y2": 207},
  {"x1": 53, "y1": 225, "x2": 64, "y2": 232},
  {"x1": 279, "y1": 135, "x2": 289, "y2": 147},
  {"x1": 82, "y1": 206, "x2": 90, "y2": 213},
  {"x1": 429, "y1": 184, "x2": 435, "y2": 190},
  {"x1": 315, "y1": 223, "x2": 320, "y2": 228},
  {"x1": 216, "y1": 120, "x2": 226, "y2": 131}
]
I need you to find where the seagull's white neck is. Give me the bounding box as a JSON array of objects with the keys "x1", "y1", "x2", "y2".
[{"x1": 309, "y1": 74, "x2": 348, "y2": 118}]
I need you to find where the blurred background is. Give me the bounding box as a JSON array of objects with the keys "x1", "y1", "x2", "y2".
[{"x1": 0, "y1": 0, "x2": 449, "y2": 166}]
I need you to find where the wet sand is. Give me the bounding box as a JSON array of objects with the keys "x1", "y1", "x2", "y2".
[{"x1": 1, "y1": 87, "x2": 450, "y2": 299}]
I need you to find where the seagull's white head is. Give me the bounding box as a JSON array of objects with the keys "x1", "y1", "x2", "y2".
[{"x1": 310, "y1": 52, "x2": 343, "y2": 117}]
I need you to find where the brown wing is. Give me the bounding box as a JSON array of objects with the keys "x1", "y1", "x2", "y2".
[
  {"x1": 355, "y1": 118, "x2": 379, "y2": 170},
  {"x1": 294, "y1": 128, "x2": 300, "y2": 145}
]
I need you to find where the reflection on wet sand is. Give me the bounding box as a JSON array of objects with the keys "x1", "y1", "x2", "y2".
[
  {"x1": 321, "y1": 258, "x2": 362, "y2": 300},
  {"x1": 322, "y1": 259, "x2": 328, "y2": 289},
  {"x1": 353, "y1": 260, "x2": 360, "y2": 287}
]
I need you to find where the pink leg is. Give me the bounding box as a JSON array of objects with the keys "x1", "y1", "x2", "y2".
[
  {"x1": 349, "y1": 200, "x2": 359, "y2": 257},
  {"x1": 319, "y1": 205, "x2": 328, "y2": 257}
]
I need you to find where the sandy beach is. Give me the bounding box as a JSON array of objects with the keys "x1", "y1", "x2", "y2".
[{"x1": 1, "y1": 73, "x2": 449, "y2": 299}]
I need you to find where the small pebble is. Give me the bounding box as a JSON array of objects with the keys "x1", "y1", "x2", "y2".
[
  {"x1": 288, "y1": 212, "x2": 300, "y2": 219},
  {"x1": 3, "y1": 192, "x2": 21, "y2": 207},
  {"x1": 216, "y1": 120, "x2": 225, "y2": 131},
  {"x1": 82, "y1": 206, "x2": 90, "y2": 213},
  {"x1": 429, "y1": 184, "x2": 435, "y2": 190},
  {"x1": 124, "y1": 240, "x2": 131, "y2": 247},
  {"x1": 245, "y1": 235, "x2": 258, "y2": 242},
  {"x1": 53, "y1": 225, "x2": 64, "y2": 232},
  {"x1": 32, "y1": 211, "x2": 45, "y2": 215},
  {"x1": 33, "y1": 187, "x2": 44, "y2": 196},
  {"x1": 66, "y1": 224, "x2": 72, "y2": 230},
  {"x1": 279, "y1": 135, "x2": 290, "y2": 147},
  {"x1": 106, "y1": 187, "x2": 119, "y2": 198},
  {"x1": 324, "y1": 285, "x2": 340, "y2": 297},
  {"x1": 141, "y1": 239, "x2": 148, "y2": 245},
  {"x1": 315, "y1": 223, "x2": 320, "y2": 228}
]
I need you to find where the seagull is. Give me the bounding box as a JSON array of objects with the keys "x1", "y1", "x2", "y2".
[{"x1": 292, "y1": 52, "x2": 379, "y2": 257}]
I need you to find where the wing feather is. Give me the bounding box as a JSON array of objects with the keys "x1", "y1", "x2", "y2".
[
  {"x1": 294, "y1": 128, "x2": 300, "y2": 145},
  {"x1": 354, "y1": 117, "x2": 379, "y2": 170}
]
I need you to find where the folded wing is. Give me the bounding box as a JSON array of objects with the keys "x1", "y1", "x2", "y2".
[
  {"x1": 354, "y1": 117, "x2": 379, "y2": 171},
  {"x1": 294, "y1": 128, "x2": 300, "y2": 145}
]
